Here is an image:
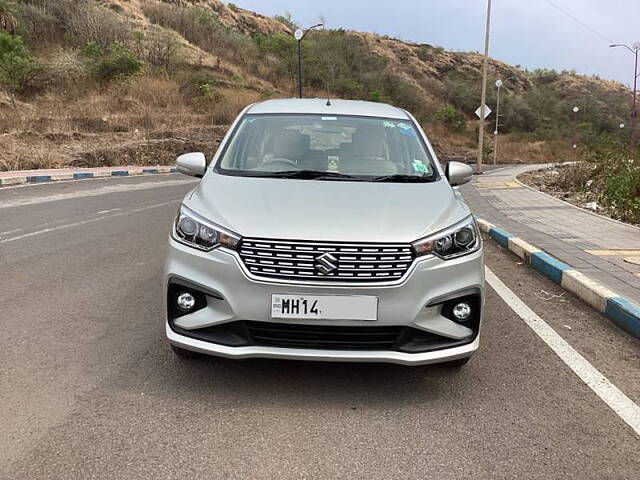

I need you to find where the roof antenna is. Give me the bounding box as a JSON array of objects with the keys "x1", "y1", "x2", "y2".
[{"x1": 326, "y1": 98, "x2": 332, "y2": 106}]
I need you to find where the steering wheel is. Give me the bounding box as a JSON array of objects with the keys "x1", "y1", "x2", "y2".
[{"x1": 260, "y1": 158, "x2": 299, "y2": 169}]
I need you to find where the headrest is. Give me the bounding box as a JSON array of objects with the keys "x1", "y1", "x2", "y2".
[
  {"x1": 349, "y1": 127, "x2": 386, "y2": 158},
  {"x1": 272, "y1": 130, "x2": 310, "y2": 160}
]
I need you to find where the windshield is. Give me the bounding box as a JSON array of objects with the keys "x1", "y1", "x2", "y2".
[{"x1": 215, "y1": 114, "x2": 437, "y2": 182}]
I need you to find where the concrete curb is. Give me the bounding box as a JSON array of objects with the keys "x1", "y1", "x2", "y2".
[
  {"x1": 477, "y1": 218, "x2": 640, "y2": 339},
  {"x1": 0, "y1": 167, "x2": 178, "y2": 186}
]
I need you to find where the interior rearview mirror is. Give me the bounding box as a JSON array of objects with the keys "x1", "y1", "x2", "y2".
[
  {"x1": 176, "y1": 152, "x2": 207, "y2": 178},
  {"x1": 446, "y1": 161, "x2": 473, "y2": 187}
]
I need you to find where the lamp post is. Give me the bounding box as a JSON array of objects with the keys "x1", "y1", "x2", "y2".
[
  {"x1": 476, "y1": 0, "x2": 492, "y2": 174},
  {"x1": 610, "y1": 42, "x2": 640, "y2": 150},
  {"x1": 295, "y1": 23, "x2": 323, "y2": 98},
  {"x1": 493, "y1": 77, "x2": 515, "y2": 165},
  {"x1": 572, "y1": 106, "x2": 580, "y2": 149}
]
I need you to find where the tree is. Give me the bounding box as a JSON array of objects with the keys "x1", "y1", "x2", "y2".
[{"x1": 0, "y1": 32, "x2": 39, "y2": 93}]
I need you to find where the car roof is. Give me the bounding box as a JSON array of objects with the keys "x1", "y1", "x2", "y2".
[{"x1": 246, "y1": 98, "x2": 411, "y2": 120}]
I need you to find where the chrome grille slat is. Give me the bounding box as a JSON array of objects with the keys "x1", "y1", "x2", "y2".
[
  {"x1": 239, "y1": 252, "x2": 411, "y2": 265},
  {"x1": 240, "y1": 245, "x2": 411, "y2": 255},
  {"x1": 239, "y1": 238, "x2": 415, "y2": 283}
]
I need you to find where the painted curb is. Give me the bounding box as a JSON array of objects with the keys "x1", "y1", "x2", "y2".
[
  {"x1": 0, "y1": 167, "x2": 178, "y2": 186},
  {"x1": 478, "y1": 217, "x2": 640, "y2": 339}
]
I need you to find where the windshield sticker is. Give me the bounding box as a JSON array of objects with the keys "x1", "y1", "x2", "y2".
[
  {"x1": 321, "y1": 116, "x2": 337, "y2": 121},
  {"x1": 383, "y1": 121, "x2": 396, "y2": 128},
  {"x1": 397, "y1": 122, "x2": 411, "y2": 130},
  {"x1": 412, "y1": 159, "x2": 428, "y2": 173},
  {"x1": 246, "y1": 118, "x2": 256, "y2": 123}
]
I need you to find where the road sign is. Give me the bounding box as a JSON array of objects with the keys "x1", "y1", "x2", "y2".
[
  {"x1": 475, "y1": 105, "x2": 492, "y2": 120},
  {"x1": 294, "y1": 29, "x2": 304, "y2": 41}
]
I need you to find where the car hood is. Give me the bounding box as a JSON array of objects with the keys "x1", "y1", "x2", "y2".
[{"x1": 185, "y1": 173, "x2": 470, "y2": 243}]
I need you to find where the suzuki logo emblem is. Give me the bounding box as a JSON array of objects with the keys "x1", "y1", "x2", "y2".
[{"x1": 315, "y1": 252, "x2": 338, "y2": 275}]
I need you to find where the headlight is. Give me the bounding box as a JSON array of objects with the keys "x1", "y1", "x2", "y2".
[
  {"x1": 412, "y1": 217, "x2": 480, "y2": 259},
  {"x1": 172, "y1": 205, "x2": 241, "y2": 251}
]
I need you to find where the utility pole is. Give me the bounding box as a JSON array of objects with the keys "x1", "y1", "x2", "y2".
[
  {"x1": 476, "y1": 0, "x2": 492, "y2": 174},
  {"x1": 294, "y1": 24, "x2": 323, "y2": 99},
  {"x1": 610, "y1": 42, "x2": 640, "y2": 150}
]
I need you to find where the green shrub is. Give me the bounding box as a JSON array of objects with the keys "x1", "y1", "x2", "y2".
[
  {"x1": 182, "y1": 71, "x2": 220, "y2": 98},
  {"x1": 81, "y1": 41, "x2": 102, "y2": 59},
  {"x1": 274, "y1": 12, "x2": 297, "y2": 30},
  {"x1": 581, "y1": 143, "x2": 640, "y2": 224},
  {"x1": 89, "y1": 43, "x2": 142, "y2": 82},
  {"x1": 0, "y1": 31, "x2": 39, "y2": 92},
  {"x1": 604, "y1": 165, "x2": 640, "y2": 223},
  {"x1": 369, "y1": 90, "x2": 383, "y2": 102},
  {"x1": 433, "y1": 105, "x2": 466, "y2": 131}
]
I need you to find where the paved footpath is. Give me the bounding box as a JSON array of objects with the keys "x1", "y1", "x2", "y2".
[{"x1": 460, "y1": 164, "x2": 640, "y2": 304}]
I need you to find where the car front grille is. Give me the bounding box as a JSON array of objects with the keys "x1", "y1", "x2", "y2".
[
  {"x1": 238, "y1": 238, "x2": 415, "y2": 283},
  {"x1": 246, "y1": 321, "x2": 402, "y2": 350}
]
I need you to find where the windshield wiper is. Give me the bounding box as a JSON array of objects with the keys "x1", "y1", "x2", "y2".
[
  {"x1": 371, "y1": 174, "x2": 436, "y2": 183},
  {"x1": 265, "y1": 170, "x2": 360, "y2": 180}
]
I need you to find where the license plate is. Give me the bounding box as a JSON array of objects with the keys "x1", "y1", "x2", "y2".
[{"x1": 271, "y1": 294, "x2": 378, "y2": 321}]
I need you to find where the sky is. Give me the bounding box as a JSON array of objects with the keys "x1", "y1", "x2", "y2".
[{"x1": 231, "y1": 0, "x2": 639, "y2": 86}]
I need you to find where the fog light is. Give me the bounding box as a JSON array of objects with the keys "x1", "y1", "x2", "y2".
[
  {"x1": 452, "y1": 302, "x2": 472, "y2": 321},
  {"x1": 176, "y1": 292, "x2": 196, "y2": 312}
]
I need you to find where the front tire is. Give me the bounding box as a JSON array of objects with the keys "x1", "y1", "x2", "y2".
[{"x1": 170, "y1": 343, "x2": 200, "y2": 359}]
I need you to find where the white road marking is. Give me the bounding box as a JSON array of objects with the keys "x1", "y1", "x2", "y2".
[
  {"x1": 0, "y1": 199, "x2": 180, "y2": 244},
  {"x1": 486, "y1": 266, "x2": 640, "y2": 437},
  {"x1": 0, "y1": 179, "x2": 196, "y2": 209},
  {"x1": 0, "y1": 228, "x2": 22, "y2": 236},
  {"x1": 97, "y1": 208, "x2": 122, "y2": 214}
]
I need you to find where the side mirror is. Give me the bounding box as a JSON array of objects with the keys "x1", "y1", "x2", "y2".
[
  {"x1": 176, "y1": 152, "x2": 206, "y2": 178},
  {"x1": 446, "y1": 161, "x2": 473, "y2": 186}
]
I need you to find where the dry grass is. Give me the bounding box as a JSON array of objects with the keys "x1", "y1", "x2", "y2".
[
  {"x1": 498, "y1": 137, "x2": 581, "y2": 164},
  {"x1": 0, "y1": 73, "x2": 266, "y2": 170}
]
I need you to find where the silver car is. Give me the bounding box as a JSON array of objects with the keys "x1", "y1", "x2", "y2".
[{"x1": 164, "y1": 99, "x2": 484, "y2": 367}]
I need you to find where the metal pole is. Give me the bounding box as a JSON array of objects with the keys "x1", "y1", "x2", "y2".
[
  {"x1": 572, "y1": 107, "x2": 579, "y2": 149},
  {"x1": 297, "y1": 39, "x2": 302, "y2": 98},
  {"x1": 493, "y1": 84, "x2": 501, "y2": 165},
  {"x1": 631, "y1": 48, "x2": 638, "y2": 149},
  {"x1": 294, "y1": 24, "x2": 323, "y2": 99},
  {"x1": 476, "y1": 0, "x2": 492, "y2": 174}
]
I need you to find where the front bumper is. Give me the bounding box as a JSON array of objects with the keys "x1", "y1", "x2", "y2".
[{"x1": 164, "y1": 238, "x2": 485, "y2": 366}]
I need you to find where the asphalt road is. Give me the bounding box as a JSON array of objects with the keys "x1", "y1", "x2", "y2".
[{"x1": 1, "y1": 175, "x2": 638, "y2": 479}]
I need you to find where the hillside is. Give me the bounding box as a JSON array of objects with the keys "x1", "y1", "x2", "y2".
[{"x1": 0, "y1": 0, "x2": 633, "y2": 170}]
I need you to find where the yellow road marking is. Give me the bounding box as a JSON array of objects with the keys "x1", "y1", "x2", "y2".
[
  {"x1": 476, "y1": 181, "x2": 522, "y2": 189},
  {"x1": 585, "y1": 250, "x2": 640, "y2": 256}
]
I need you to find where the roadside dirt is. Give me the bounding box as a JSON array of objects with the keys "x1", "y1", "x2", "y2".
[
  {"x1": 518, "y1": 163, "x2": 636, "y2": 225},
  {"x1": 0, "y1": 125, "x2": 228, "y2": 171}
]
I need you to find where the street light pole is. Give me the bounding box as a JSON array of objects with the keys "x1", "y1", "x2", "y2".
[
  {"x1": 610, "y1": 42, "x2": 640, "y2": 150},
  {"x1": 295, "y1": 24, "x2": 324, "y2": 99},
  {"x1": 476, "y1": 0, "x2": 492, "y2": 174},
  {"x1": 493, "y1": 77, "x2": 516, "y2": 165},
  {"x1": 632, "y1": 46, "x2": 638, "y2": 149},
  {"x1": 493, "y1": 79, "x2": 502, "y2": 165},
  {"x1": 572, "y1": 106, "x2": 580, "y2": 149}
]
